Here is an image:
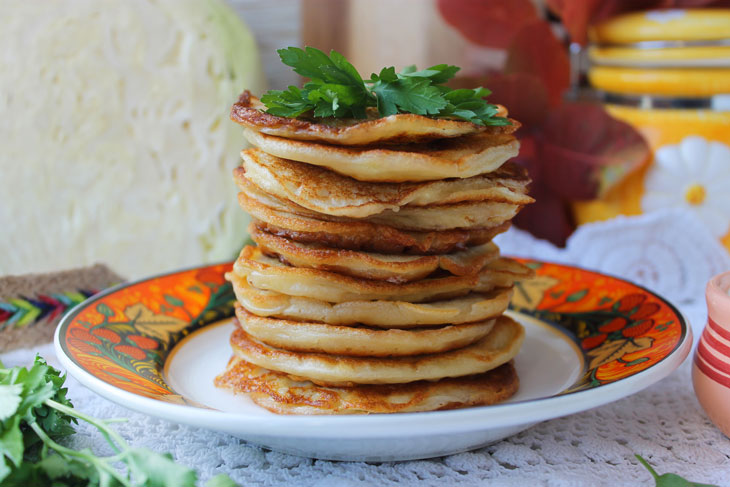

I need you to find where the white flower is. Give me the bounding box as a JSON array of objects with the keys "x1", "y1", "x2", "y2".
[{"x1": 642, "y1": 136, "x2": 730, "y2": 237}]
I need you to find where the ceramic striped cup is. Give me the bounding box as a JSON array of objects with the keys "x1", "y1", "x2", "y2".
[{"x1": 693, "y1": 271, "x2": 730, "y2": 438}]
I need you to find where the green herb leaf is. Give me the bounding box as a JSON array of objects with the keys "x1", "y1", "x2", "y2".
[
  {"x1": 636, "y1": 455, "x2": 718, "y2": 487},
  {"x1": 126, "y1": 448, "x2": 197, "y2": 487},
  {"x1": 0, "y1": 357, "x2": 238, "y2": 487},
  {"x1": 0, "y1": 384, "x2": 22, "y2": 421},
  {"x1": 370, "y1": 73, "x2": 447, "y2": 116},
  {"x1": 0, "y1": 416, "x2": 23, "y2": 468},
  {"x1": 205, "y1": 473, "x2": 239, "y2": 487},
  {"x1": 399, "y1": 63, "x2": 460, "y2": 84},
  {"x1": 260, "y1": 86, "x2": 315, "y2": 118},
  {"x1": 274, "y1": 46, "x2": 372, "y2": 120},
  {"x1": 260, "y1": 46, "x2": 508, "y2": 126}
]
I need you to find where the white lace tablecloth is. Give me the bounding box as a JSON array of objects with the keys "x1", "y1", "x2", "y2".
[{"x1": 4, "y1": 209, "x2": 730, "y2": 486}]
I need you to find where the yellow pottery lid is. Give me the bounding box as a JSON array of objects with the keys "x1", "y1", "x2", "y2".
[
  {"x1": 590, "y1": 9, "x2": 730, "y2": 43},
  {"x1": 589, "y1": 66, "x2": 730, "y2": 96},
  {"x1": 588, "y1": 9, "x2": 730, "y2": 96}
]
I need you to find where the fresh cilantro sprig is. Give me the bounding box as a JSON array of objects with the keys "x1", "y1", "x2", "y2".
[
  {"x1": 260, "y1": 46, "x2": 510, "y2": 126},
  {"x1": 0, "y1": 356, "x2": 237, "y2": 487}
]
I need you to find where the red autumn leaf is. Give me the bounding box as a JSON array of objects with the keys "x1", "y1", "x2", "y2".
[
  {"x1": 436, "y1": 0, "x2": 539, "y2": 49},
  {"x1": 504, "y1": 21, "x2": 570, "y2": 107},
  {"x1": 513, "y1": 177, "x2": 575, "y2": 247},
  {"x1": 537, "y1": 102, "x2": 649, "y2": 200},
  {"x1": 485, "y1": 72, "x2": 550, "y2": 131},
  {"x1": 599, "y1": 317, "x2": 628, "y2": 333},
  {"x1": 512, "y1": 136, "x2": 574, "y2": 247}
]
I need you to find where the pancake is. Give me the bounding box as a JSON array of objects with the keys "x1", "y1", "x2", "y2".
[
  {"x1": 230, "y1": 91, "x2": 518, "y2": 146},
  {"x1": 215, "y1": 357, "x2": 519, "y2": 414},
  {"x1": 230, "y1": 246, "x2": 532, "y2": 303},
  {"x1": 243, "y1": 128, "x2": 520, "y2": 183},
  {"x1": 231, "y1": 278, "x2": 512, "y2": 327},
  {"x1": 229, "y1": 315, "x2": 524, "y2": 386},
  {"x1": 240, "y1": 177, "x2": 522, "y2": 231},
  {"x1": 251, "y1": 225, "x2": 499, "y2": 283},
  {"x1": 244, "y1": 194, "x2": 510, "y2": 254},
  {"x1": 234, "y1": 305, "x2": 496, "y2": 357},
  {"x1": 238, "y1": 149, "x2": 533, "y2": 218}
]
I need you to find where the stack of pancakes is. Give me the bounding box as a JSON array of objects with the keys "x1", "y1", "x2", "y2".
[{"x1": 215, "y1": 91, "x2": 534, "y2": 414}]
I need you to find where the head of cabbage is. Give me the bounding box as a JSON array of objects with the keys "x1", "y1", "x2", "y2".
[{"x1": 0, "y1": 0, "x2": 265, "y2": 279}]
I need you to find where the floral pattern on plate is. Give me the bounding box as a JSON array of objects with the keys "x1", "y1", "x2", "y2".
[
  {"x1": 59, "y1": 260, "x2": 686, "y2": 402},
  {"x1": 512, "y1": 260, "x2": 684, "y2": 391},
  {"x1": 60, "y1": 263, "x2": 233, "y2": 401}
]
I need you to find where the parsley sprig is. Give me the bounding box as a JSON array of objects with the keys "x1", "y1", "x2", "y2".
[
  {"x1": 636, "y1": 455, "x2": 717, "y2": 487},
  {"x1": 0, "y1": 356, "x2": 237, "y2": 487},
  {"x1": 261, "y1": 47, "x2": 510, "y2": 126}
]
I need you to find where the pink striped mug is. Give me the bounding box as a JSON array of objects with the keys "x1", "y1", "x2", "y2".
[{"x1": 693, "y1": 271, "x2": 730, "y2": 437}]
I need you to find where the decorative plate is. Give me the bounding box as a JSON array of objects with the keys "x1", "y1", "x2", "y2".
[{"x1": 55, "y1": 260, "x2": 692, "y2": 461}]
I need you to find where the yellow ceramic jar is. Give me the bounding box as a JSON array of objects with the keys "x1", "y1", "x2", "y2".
[{"x1": 577, "y1": 9, "x2": 730, "y2": 250}]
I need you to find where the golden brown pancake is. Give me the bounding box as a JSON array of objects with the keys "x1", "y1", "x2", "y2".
[
  {"x1": 251, "y1": 225, "x2": 499, "y2": 283},
  {"x1": 230, "y1": 246, "x2": 532, "y2": 303},
  {"x1": 238, "y1": 149, "x2": 533, "y2": 218},
  {"x1": 231, "y1": 277, "x2": 512, "y2": 327},
  {"x1": 244, "y1": 194, "x2": 510, "y2": 254},
  {"x1": 234, "y1": 305, "x2": 496, "y2": 357},
  {"x1": 229, "y1": 315, "x2": 524, "y2": 386},
  {"x1": 215, "y1": 357, "x2": 519, "y2": 415},
  {"x1": 240, "y1": 177, "x2": 523, "y2": 231},
  {"x1": 230, "y1": 91, "x2": 518, "y2": 146},
  {"x1": 243, "y1": 128, "x2": 520, "y2": 183}
]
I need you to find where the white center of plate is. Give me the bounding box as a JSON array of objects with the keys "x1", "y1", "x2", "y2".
[{"x1": 164, "y1": 311, "x2": 584, "y2": 413}]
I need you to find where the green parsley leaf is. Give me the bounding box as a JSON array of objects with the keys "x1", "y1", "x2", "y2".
[
  {"x1": 205, "y1": 474, "x2": 239, "y2": 487},
  {"x1": 399, "y1": 63, "x2": 460, "y2": 84},
  {"x1": 276, "y1": 46, "x2": 372, "y2": 119},
  {"x1": 0, "y1": 416, "x2": 23, "y2": 467},
  {"x1": 126, "y1": 448, "x2": 197, "y2": 487},
  {"x1": 260, "y1": 86, "x2": 315, "y2": 118},
  {"x1": 0, "y1": 357, "x2": 240, "y2": 487},
  {"x1": 369, "y1": 71, "x2": 446, "y2": 116},
  {"x1": 260, "y1": 46, "x2": 509, "y2": 126},
  {"x1": 636, "y1": 455, "x2": 718, "y2": 487},
  {"x1": 0, "y1": 384, "x2": 22, "y2": 421}
]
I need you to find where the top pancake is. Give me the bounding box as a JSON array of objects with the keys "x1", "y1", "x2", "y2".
[{"x1": 230, "y1": 91, "x2": 519, "y2": 146}]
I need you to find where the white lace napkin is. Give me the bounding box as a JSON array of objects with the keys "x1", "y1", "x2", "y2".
[
  {"x1": 3, "y1": 209, "x2": 730, "y2": 487},
  {"x1": 497, "y1": 208, "x2": 730, "y2": 309}
]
